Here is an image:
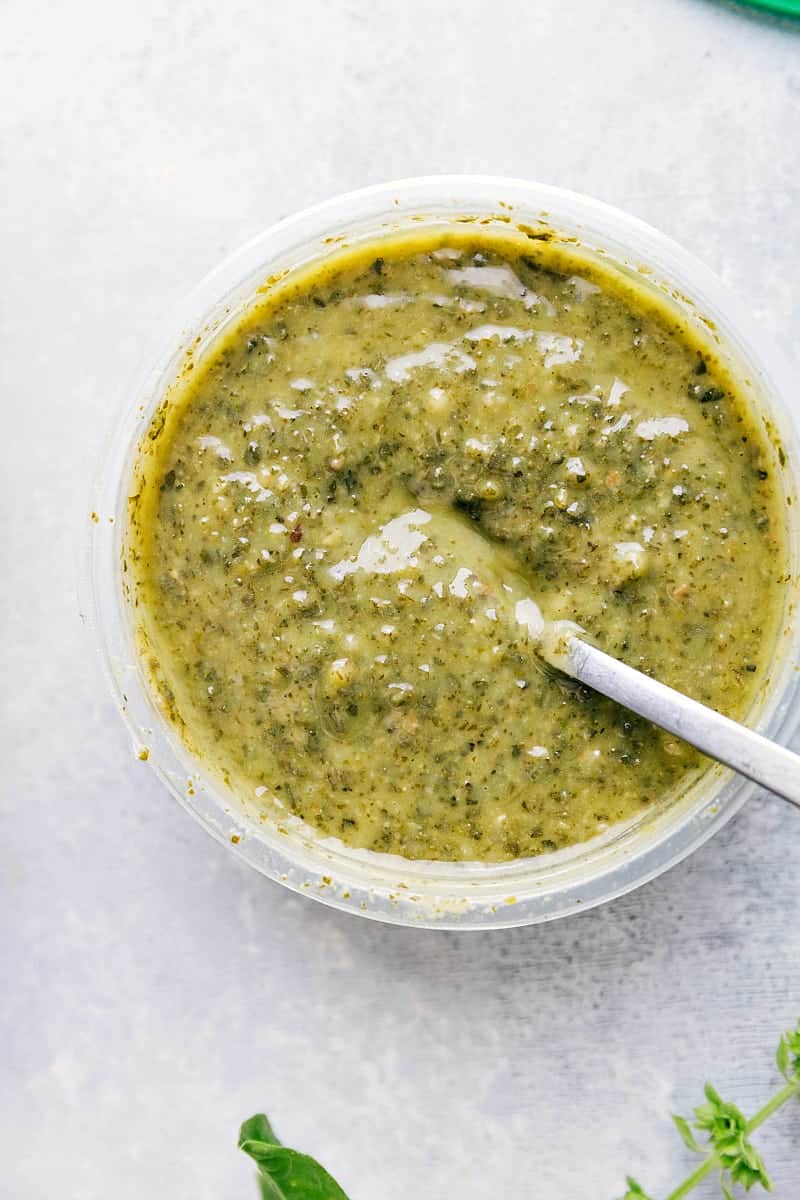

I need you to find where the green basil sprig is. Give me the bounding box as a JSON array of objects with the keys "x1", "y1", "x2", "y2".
[{"x1": 238, "y1": 1019, "x2": 800, "y2": 1200}]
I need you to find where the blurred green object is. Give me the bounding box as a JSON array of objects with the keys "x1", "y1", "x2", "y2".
[{"x1": 736, "y1": 0, "x2": 800, "y2": 15}]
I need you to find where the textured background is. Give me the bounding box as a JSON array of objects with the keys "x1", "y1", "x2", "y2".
[{"x1": 2, "y1": 1, "x2": 799, "y2": 1196}]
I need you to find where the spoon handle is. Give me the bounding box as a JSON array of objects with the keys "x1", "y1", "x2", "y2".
[{"x1": 566, "y1": 637, "x2": 800, "y2": 809}]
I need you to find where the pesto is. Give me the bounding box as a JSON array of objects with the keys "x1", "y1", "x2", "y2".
[{"x1": 128, "y1": 230, "x2": 786, "y2": 861}]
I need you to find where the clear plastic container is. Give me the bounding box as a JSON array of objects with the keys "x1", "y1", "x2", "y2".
[{"x1": 86, "y1": 176, "x2": 800, "y2": 929}]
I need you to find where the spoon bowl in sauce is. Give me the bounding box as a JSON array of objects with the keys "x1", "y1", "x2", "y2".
[{"x1": 412, "y1": 503, "x2": 800, "y2": 810}]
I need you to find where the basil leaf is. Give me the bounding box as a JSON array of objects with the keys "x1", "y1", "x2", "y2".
[
  {"x1": 240, "y1": 1114, "x2": 282, "y2": 1147},
  {"x1": 257, "y1": 1170, "x2": 288, "y2": 1200},
  {"x1": 618, "y1": 1177, "x2": 654, "y2": 1200},
  {"x1": 672, "y1": 1114, "x2": 702, "y2": 1154},
  {"x1": 239, "y1": 1114, "x2": 351, "y2": 1200}
]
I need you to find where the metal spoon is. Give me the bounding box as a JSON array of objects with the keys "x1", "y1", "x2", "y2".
[{"x1": 538, "y1": 626, "x2": 800, "y2": 810}]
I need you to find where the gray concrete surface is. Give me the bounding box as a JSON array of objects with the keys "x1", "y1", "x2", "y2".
[{"x1": 2, "y1": 1, "x2": 799, "y2": 1196}]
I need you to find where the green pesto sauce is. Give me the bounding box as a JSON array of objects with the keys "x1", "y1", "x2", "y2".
[{"x1": 128, "y1": 230, "x2": 787, "y2": 862}]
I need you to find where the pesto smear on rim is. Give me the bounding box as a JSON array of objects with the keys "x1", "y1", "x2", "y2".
[{"x1": 127, "y1": 230, "x2": 786, "y2": 862}]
